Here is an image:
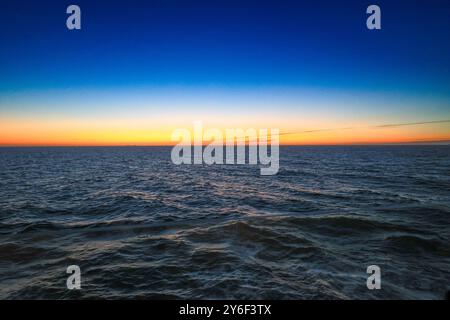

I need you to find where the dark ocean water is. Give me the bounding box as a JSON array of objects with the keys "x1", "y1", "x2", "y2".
[{"x1": 0, "y1": 146, "x2": 449, "y2": 299}]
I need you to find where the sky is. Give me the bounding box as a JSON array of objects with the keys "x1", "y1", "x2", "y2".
[{"x1": 0, "y1": 0, "x2": 449, "y2": 146}]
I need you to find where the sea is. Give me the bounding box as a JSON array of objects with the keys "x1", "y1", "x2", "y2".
[{"x1": 0, "y1": 146, "x2": 449, "y2": 299}]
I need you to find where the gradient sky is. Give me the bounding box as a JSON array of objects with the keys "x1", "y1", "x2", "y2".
[{"x1": 0, "y1": 0, "x2": 449, "y2": 145}]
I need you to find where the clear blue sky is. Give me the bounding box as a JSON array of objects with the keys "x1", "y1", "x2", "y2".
[{"x1": 1, "y1": 0, "x2": 449, "y2": 93}]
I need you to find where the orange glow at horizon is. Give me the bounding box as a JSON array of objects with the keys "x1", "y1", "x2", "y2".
[{"x1": 1, "y1": 116, "x2": 449, "y2": 146}]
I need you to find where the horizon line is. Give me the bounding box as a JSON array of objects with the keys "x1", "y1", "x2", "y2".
[{"x1": 1, "y1": 140, "x2": 450, "y2": 148}]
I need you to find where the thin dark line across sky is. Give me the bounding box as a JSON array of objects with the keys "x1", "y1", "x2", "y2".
[{"x1": 280, "y1": 120, "x2": 450, "y2": 136}]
